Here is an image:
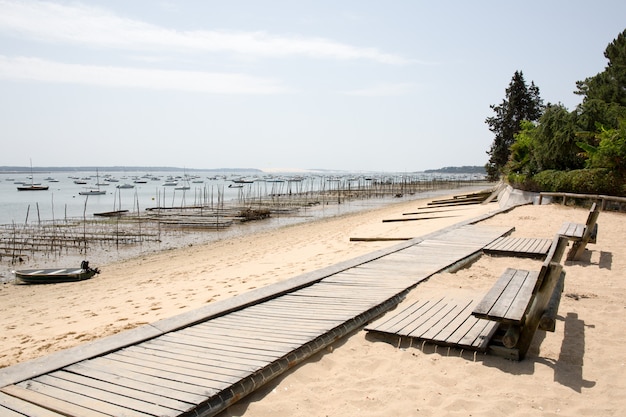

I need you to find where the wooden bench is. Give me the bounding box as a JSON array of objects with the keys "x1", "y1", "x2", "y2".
[
  {"x1": 472, "y1": 234, "x2": 569, "y2": 360},
  {"x1": 558, "y1": 202, "x2": 600, "y2": 261}
]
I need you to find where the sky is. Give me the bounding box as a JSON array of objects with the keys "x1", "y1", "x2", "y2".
[{"x1": 0, "y1": 1, "x2": 625, "y2": 173}]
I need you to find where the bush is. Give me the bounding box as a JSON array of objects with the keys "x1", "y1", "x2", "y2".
[
  {"x1": 530, "y1": 168, "x2": 625, "y2": 195},
  {"x1": 506, "y1": 172, "x2": 541, "y2": 192}
]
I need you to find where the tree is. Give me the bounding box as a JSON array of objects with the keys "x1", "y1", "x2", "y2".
[
  {"x1": 485, "y1": 71, "x2": 544, "y2": 180},
  {"x1": 575, "y1": 29, "x2": 626, "y2": 109},
  {"x1": 532, "y1": 103, "x2": 584, "y2": 171},
  {"x1": 580, "y1": 118, "x2": 626, "y2": 176}
]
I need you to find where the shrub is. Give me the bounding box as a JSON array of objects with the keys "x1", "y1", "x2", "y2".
[{"x1": 530, "y1": 169, "x2": 625, "y2": 195}]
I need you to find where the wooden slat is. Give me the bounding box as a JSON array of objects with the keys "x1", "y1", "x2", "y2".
[
  {"x1": 472, "y1": 268, "x2": 516, "y2": 318},
  {"x1": 30, "y1": 374, "x2": 177, "y2": 416},
  {"x1": 368, "y1": 299, "x2": 441, "y2": 335},
  {"x1": 0, "y1": 390, "x2": 67, "y2": 417},
  {"x1": 183, "y1": 324, "x2": 307, "y2": 347},
  {"x1": 6, "y1": 380, "x2": 149, "y2": 417},
  {"x1": 101, "y1": 352, "x2": 235, "y2": 389},
  {"x1": 80, "y1": 357, "x2": 217, "y2": 397},
  {"x1": 177, "y1": 328, "x2": 298, "y2": 354},
  {"x1": 456, "y1": 318, "x2": 499, "y2": 350},
  {"x1": 47, "y1": 371, "x2": 193, "y2": 413},
  {"x1": 503, "y1": 270, "x2": 541, "y2": 323},
  {"x1": 484, "y1": 237, "x2": 552, "y2": 258},
  {"x1": 406, "y1": 300, "x2": 458, "y2": 338},
  {"x1": 64, "y1": 362, "x2": 209, "y2": 404},
  {"x1": 140, "y1": 338, "x2": 270, "y2": 369},
  {"x1": 483, "y1": 269, "x2": 537, "y2": 324},
  {"x1": 112, "y1": 347, "x2": 264, "y2": 380},
  {"x1": 419, "y1": 300, "x2": 474, "y2": 340},
  {"x1": 365, "y1": 298, "x2": 498, "y2": 351}
]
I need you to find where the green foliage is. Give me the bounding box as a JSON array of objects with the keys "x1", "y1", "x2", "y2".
[
  {"x1": 485, "y1": 71, "x2": 544, "y2": 180},
  {"x1": 587, "y1": 121, "x2": 626, "y2": 175},
  {"x1": 532, "y1": 169, "x2": 625, "y2": 196},
  {"x1": 506, "y1": 120, "x2": 537, "y2": 176},
  {"x1": 532, "y1": 104, "x2": 585, "y2": 171},
  {"x1": 576, "y1": 29, "x2": 626, "y2": 108},
  {"x1": 495, "y1": 29, "x2": 626, "y2": 197}
]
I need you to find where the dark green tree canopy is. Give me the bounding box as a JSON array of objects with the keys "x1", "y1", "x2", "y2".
[
  {"x1": 500, "y1": 28, "x2": 626, "y2": 196},
  {"x1": 576, "y1": 29, "x2": 626, "y2": 119},
  {"x1": 485, "y1": 71, "x2": 544, "y2": 180}
]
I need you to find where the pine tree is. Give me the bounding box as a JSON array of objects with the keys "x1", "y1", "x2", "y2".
[{"x1": 485, "y1": 71, "x2": 544, "y2": 180}]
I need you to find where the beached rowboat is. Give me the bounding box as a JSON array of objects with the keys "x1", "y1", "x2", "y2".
[{"x1": 14, "y1": 261, "x2": 100, "y2": 284}]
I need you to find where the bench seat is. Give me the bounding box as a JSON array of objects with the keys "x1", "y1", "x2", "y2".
[
  {"x1": 471, "y1": 235, "x2": 569, "y2": 360},
  {"x1": 472, "y1": 268, "x2": 540, "y2": 325},
  {"x1": 559, "y1": 203, "x2": 600, "y2": 260},
  {"x1": 558, "y1": 222, "x2": 585, "y2": 240}
]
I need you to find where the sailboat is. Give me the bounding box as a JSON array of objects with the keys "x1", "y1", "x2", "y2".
[
  {"x1": 79, "y1": 169, "x2": 106, "y2": 195},
  {"x1": 17, "y1": 160, "x2": 49, "y2": 191}
]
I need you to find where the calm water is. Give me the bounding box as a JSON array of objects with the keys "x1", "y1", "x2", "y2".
[
  {"x1": 0, "y1": 169, "x2": 490, "y2": 282},
  {"x1": 0, "y1": 169, "x2": 484, "y2": 225}
]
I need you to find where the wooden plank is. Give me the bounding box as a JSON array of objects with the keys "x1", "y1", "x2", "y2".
[
  {"x1": 382, "y1": 215, "x2": 458, "y2": 223},
  {"x1": 64, "y1": 362, "x2": 209, "y2": 404},
  {"x1": 226, "y1": 311, "x2": 339, "y2": 333},
  {"x1": 189, "y1": 322, "x2": 311, "y2": 345},
  {"x1": 103, "y1": 352, "x2": 236, "y2": 389},
  {"x1": 177, "y1": 328, "x2": 299, "y2": 354},
  {"x1": 456, "y1": 318, "x2": 499, "y2": 350},
  {"x1": 7, "y1": 380, "x2": 151, "y2": 417},
  {"x1": 82, "y1": 357, "x2": 217, "y2": 397},
  {"x1": 0, "y1": 390, "x2": 67, "y2": 417},
  {"x1": 140, "y1": 338, "x2": 271, "y2": 369},
  {"x1": 31, "y1": 373, "x2": 179, "y2": 416},
  {"x1": 47, "y1": 370, "x2": 194, "y2": 413},
  {"x1": 486, "y1": 269, "x2": 534, "y2": 323},
  {"x1": 369, "y1": 299, "x2": 441, "y2": 335},
  {"x1": 419, "y1": 300, "x2": 474, "y2": 341},
  {"x1": 484, "y1": 237, "x2": 552, "y2": 258},
  {"x1": 366, "y1": 298, "x2": 499, "y2": 351},
  {"x1": 472, "y1": 268, "x2": 517, "y2": 318},
  {"x1": 205, "y1": 316, "x2": 323, "y2": 337},
  {"x1": 156, "y1": 332, "x2": 287, "y2": 364},
  {"x1": 201, "y1": 319, "x2": 319, "y2": 342},
  {"x1": 366, "y1": 299, "x2": 430, "y2": 333},
  {"x1": 244, "y1": 302, "x2": 358, "y2": 320},
  {"x1": 125, "y1": 344, "x2": 259, "y2": 374},
  {"x1": 262, "y1": 297, "x2": 370, "y2": 313},
  {"x1": 502, "y1": 270, "x2": 540, "y2": 323},
  {"x1": 406, "y1": 299, "x2": 466, "y2": 339},
  {"x1": 116, "y1": 343, "x2": 278, "y2": 373},
  {"x1": 350, "y1": 237, "x2": 413, "y2": 241}
]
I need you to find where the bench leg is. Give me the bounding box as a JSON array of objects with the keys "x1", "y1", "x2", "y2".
[
  {"x1": 502, "y1": 325, "x2": 520, "y2": 348},
  {"x1": 539, "y1": 272, "x2": 565, "y2": 332}
]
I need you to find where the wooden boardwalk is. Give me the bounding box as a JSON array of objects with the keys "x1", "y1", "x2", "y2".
[
  {"x1": 365, "y1": 297, "x2": 499, "y2": 352},
  {"x1": 483, "y1": 236, "x2": 553, "y2": 258},
  {"x1": 0, "y1": 222, "x2": 513, "y2": 417}
]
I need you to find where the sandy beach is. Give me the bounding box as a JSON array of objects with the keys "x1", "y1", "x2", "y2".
[{"x1": 1, "y1": 192, "x2": 625, "y2": 416}]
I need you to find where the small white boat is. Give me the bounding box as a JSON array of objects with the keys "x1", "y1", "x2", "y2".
[{"x1": 79, "y1": 189, "x2": 106, "y2": 196}]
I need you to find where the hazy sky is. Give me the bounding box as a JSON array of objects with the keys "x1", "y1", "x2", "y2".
[{"x1": 1, "y1": 1, "x2": 624, "y2": 172}]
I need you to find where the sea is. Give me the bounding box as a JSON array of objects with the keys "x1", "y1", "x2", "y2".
[
  {"x1": 0, "y1": 169, "x2": 486, "y2": 225},
  {"x1": 0, "y1": 168, "x2": 489, "y2": 282}
]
